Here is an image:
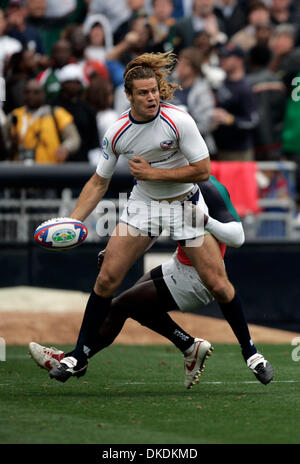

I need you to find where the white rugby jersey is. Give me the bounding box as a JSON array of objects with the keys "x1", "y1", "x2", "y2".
[{"x1": 96, "y1": 102, "x2": 209, "y2": 199}]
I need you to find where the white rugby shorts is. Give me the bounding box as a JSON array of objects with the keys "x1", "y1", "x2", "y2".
[
  {"x1": 161, "y1": 254, "x2": 214, "y2": 312},
  {"x1": 119, "y1": 185, "x2": 207, "y2": 242}
]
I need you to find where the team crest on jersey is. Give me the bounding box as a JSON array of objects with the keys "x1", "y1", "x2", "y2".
[
  {"x1": 102, "y1": 137, "x2": 109, "y2": 150},
  {"x1": 160, "y1": 140, "x2": 175, "y2": 150}
]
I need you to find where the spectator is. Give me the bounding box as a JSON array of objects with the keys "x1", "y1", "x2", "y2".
[
  {"x1": 6, "y1": 0, "x2": 45, "y2": 54},
  {"x1": 268, "y1": 23, "x2": 300, "y2": 80},
  {"x1": 37, "y1": 39, "x2": 72, "y2": 102},
  {"x1": 173, "y1": 0, "x2": 227, "y2": 54},
  {"x1": 193, "y1": 30, "x2": 226, "y2": 89},
  {"x1": 0, "y1": 7, "x2": 22, "y2": 78},
  {"x1": 148, "y1": 0, "x2": 194, "y2": 19},
  {"x1": 270, "y1": 0, "x2": 300, "y2": 38},
  {"x1": 43, "y1": 0, "x2": 76, "y2": 19},
  {"x1": 214, "y1": 0, "x2": 248, "y2": 39},
  {"x1": 212, "y1": 43, "x2": 259, "y2": 161},
  {"x1": 106, "y1": 15, "x2": 159, "y2": 67},
  {"x1": 88, "y1": 0, "x2": 131, "y2": 34},
  {"x1": 113, "y1": 0, "x2": 148, "y2": 44},
  {"x1": 83, "y1": 14, "x2": 113, "y2": 63},
  {"x1": 148, "y1": 0, "x2": 176, "y2": 52},
  {"x1": 67, "y1": 25, "x2": 110, "y2": 83},
  {"x1": 53, "y1": 63, "x2": 100, "y2": 162},
  {"x1": 84, "y1": 75, "x2": 118, "y2": 164},
  {"x1": 231, "y1": 1, "x2": 271, "y2": 51},
  {"x1": 254, "y1": 22, "x2": 274, "y2": 48},
  {"x1": 26, "y1": 0, "x2": 50, "y2": 52},
  {"x1": 171, "y1": 0, "x2": 193, "y2": 19},
  {"x1": 4, "y1": 48, "x2": 40, "y2": 113},
  {"x1": 26, "y1": 0, "x2": 59, "y2": 56},
  {"x1": 26, "y1": 0, "x2": 46, "y2": 20},
  {"x1": 26, "y1": 0, "x2": 87, "y2": 56},
  {"x1": 82, "y1": 15, "x2": 128, "y2": 90},
  {"x1": 246, "y1": 44, "x2": 286, "y2": 160},
  {"x1": 282, "y1": 71, "x2": 300, "y2": 205},
  {"x1": 106, "y1": 14, "x2": 163, "y2": 114},
  {"x1": 172, "y1": 47, "x2": 216, "y2": 155},
  {"x1": 3, "y1": 78, "x2": 80, "y2": 163}
]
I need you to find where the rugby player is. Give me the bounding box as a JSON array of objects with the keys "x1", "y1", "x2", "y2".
[
  {"x1": 42, "y1": 50, "x2": 244, "y2": 382},
  {"x1": 29, "y1": 176, "x2": 274, "y2": 388}
]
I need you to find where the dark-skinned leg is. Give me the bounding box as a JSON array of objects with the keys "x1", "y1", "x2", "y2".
[{"x1": 88, "y1": 277, "x2": 195, "y2": 357}]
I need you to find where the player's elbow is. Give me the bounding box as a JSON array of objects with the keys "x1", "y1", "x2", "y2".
[
  {"x1": 191, "y1": 158, "x2": 210, "y2": 182},
  {"x1": 91, "y1": 172, "x2": 111, "y2": 192},
  {"x1": 231, "y1": 224, "x2": 245, "y2": 248},
  {"x1": 197, "y1": 170, "x2": 210, "y2": 182}
]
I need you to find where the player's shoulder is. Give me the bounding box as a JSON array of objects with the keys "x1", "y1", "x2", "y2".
[
  {"x1": 159, "y1": 102, "x2": 196, "y2": 136},
  {"x1": 160, "y1": 101, "x2": 193, "y2": 122},
  {"x1": 102, "y1": 109, "x2": 131, "y2": 141}
]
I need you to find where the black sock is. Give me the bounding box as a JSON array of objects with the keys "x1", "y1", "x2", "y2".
[
  {"x1": 70, "y1": 291, "x2": 112, "y2": 365},
  {"x1": 138, "y1": 311, "x2": 194, "y2": 353},
  {"x1": 218, "y1": 293, "x2": 257, "y2": 361}
]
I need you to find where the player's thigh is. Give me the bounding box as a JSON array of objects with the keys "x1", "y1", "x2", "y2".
[
  {"x1": 182, "y1": 234, "x2": 229, "y2": 288},
  {"x1": 112, "y1": 278, "x2": 161, "y2": 316},
  {"x1": 134, "y1": 271, "x2": 152, "y2": 285},
  {"x1": 95, "y1": 222, "x2": 152, "y2": 292}
]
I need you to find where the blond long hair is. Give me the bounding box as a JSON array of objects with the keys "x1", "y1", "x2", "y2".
[{"x1": 124, "y1": 51, "x2": 181, "y2": 100}]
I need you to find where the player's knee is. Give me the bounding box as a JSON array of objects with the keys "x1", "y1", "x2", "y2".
[
  {"x1": 209, "y1": 280, "x2": 234, "y2": 303},
  {"x1": 95, "y1": 270, "x2": 121, "y2": 297}
]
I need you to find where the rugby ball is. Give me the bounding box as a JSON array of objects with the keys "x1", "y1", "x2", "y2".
[{"x1": 34, "y1": 217, "x2": 88, "y2": 251}]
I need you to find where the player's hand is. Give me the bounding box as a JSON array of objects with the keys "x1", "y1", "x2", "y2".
[{"x1": 128, "y1": 156, "x2": 154, "y2": 180}]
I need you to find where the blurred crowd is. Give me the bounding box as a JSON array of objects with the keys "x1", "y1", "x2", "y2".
[{"x1": 0, "y1": 0, "x2": 300, "y2": 205}]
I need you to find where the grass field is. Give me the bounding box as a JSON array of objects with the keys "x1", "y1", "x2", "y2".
[{"x1": 0, "y1": 343, "x2": 299, "y2": 445}]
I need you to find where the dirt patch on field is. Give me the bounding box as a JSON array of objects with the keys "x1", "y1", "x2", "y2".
[
  {"x1": 0, "y1": 286, "x2": 298, "y2": 345},
  {"x1": 1, "y1": 311, "x2": 298, "y2": 346}
]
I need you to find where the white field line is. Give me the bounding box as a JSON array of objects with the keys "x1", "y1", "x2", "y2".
[{"x1": 117, "y1": 380, "x2": 298, "y2": 385}]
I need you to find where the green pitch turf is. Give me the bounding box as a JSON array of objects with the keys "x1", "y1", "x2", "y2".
[{"x1": 0, "y1": 344, "x2": 299, "y2": 444}]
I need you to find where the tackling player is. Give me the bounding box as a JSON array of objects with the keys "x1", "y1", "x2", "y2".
[{"x1": 29, "y1": 176, "x2": 274, "y2": 388}]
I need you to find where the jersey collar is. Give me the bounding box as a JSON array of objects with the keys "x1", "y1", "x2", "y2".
[{"x1": 128, "y1": 106, "x2": 161, "y2": 124}]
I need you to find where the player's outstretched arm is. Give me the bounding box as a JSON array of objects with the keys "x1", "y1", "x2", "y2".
[
  {"x1": 205, "y1": 217, "x2": 245, "y2": 248},
  {"x1": 200, "y1": 177, "x2": 245, "y2": 248},
  {"x1": 70, "y1": 173, "x2": 111, "y2": 222}
]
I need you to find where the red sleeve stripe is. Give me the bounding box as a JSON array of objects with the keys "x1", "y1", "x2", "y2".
[
  {"x1": 112, "y1": 119, "x2": 131, "y2": 153},
  {"x1": 117, "y1": 112, "x2": 129, "y2": 121},
  {"x1": 161, "y1": 103, "x2": 185, "y2": 113},
  {"x1": 160, "y1": 111, "x2": 180, "y2": 140}
]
